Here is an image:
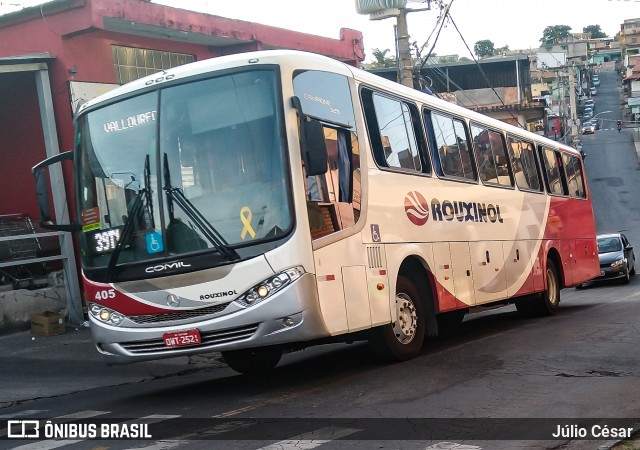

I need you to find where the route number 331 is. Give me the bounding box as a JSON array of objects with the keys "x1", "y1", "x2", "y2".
[{"x1": 94, "y1": 289, "x2": 116, "y2": 300}]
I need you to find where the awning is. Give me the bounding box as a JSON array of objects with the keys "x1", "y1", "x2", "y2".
[{"x1": 0, "y1": 53, "x2": 54, "y2": 73}]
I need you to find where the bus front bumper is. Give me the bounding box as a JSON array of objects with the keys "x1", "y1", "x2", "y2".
[{"x1": 90, "y1": 274, "x2": 330, "y2": 365}]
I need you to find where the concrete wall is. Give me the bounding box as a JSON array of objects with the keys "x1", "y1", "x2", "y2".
[{"x1": 0, "y1": 271, "x2": 67, "y2": 334}]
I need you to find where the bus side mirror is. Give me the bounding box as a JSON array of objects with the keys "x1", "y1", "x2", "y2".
[
  {"x1": 32, "y1": 150, "x2": 80, "y2": 232},
  {"x1": 291, "y1": 96, "x2": 328, "y2": 177},
  {"x1": 302, "y1": 119, "x2": 328, "y2": 176}
]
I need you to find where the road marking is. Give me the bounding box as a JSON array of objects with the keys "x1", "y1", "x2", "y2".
[
  {"x1": 257, "y1": 426, "x2": 360, "y2": 450},
  {"x1": 0, "y1": 411, "x2": 45, "y2": 419},
  {"x1": 129, "y1": 420, "x2": 252, "y2": 450},
  {"x1": 424, "y1": 443, "x2": 482, "y2": 449},
  {"x1": 213, "y1": 405, "x2": 256, "y2": 417},
  {"x1": 55, "y1": 411, "x2": 110, "y2": 420}
]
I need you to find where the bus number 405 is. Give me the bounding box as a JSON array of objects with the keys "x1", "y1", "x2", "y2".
[{"x1": 94, "y1": 289, "x2": 116, "y2": 300}]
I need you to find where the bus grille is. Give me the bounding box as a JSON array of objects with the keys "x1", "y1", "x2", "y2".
[
  {"x1": 367, "y1": 246, "x2": 383, "y2": 268},
  {"x1": 119, "y1": 324, "x2": 260, "y2": 354},
  {"x1": 129, "y1": 302, "x2": 232, "y2": 324}
]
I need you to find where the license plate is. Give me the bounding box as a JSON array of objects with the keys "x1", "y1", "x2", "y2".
[{"x1": 163, "y1": 329, "x2": 201, "y2": 348}]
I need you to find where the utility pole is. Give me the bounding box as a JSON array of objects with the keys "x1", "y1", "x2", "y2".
[
  {"x1": 567, "y1": 64, "x2": 579, "y2": 147},
  {"x1": 396, "y1": 8, "x2": 414, "y2": 88},
  {"x1": 355, "y1": 0, "x2": 432, "y2": 89},
  {"x1": 556, "y1": 70, "x2": 564, "y2": 141}
]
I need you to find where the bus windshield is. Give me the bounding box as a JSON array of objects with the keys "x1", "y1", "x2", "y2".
[{"x1": 76, "y1": 68, "x2": 291, "y2": 277}]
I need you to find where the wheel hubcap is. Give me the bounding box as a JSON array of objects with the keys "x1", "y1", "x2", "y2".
[
  {"x1": 393, "y1": 293, "x2": 417, "y2": 344},
  {"x1": 547, "y1": 268, "x2": 558, "y2": 306}
]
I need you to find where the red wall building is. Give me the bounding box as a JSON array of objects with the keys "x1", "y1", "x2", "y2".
[
  {"x1": 0, "y1": 0, "x2": 363, "y2": 317},
  {"x1": 0, "y1": 0, "x2": 364, "y2": 220}
]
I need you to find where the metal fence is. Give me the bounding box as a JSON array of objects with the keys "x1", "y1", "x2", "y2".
[{"x1": 0, "y1": 213, "x2": 64, "y2": 289}]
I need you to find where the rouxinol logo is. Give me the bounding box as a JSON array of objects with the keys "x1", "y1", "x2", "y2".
[
  {"x1": 404, "y1": 191, "x2": 430, "y2": 225},
  {"x1": 431, "y1": 198, "x2": 504, "y2": 223}
]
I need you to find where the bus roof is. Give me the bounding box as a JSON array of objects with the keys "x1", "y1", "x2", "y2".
[{"x1": 77, "y1": 49, "x2": 579, "y2": 158}]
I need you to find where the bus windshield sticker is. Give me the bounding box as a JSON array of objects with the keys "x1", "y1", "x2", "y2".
[
  {"x1": 81, "y1": 207, "x2": 101, "y2": 232},
  {"x1": 146, "y1": 231, "x2": 164, "y2": 254},
  {"x1": 240, "y1": 206, "x2": 256, "y2": 239}
]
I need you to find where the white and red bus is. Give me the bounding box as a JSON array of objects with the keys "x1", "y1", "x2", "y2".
[{"x1": 34, "y1": 50, "x2": 599, "y2": 373}]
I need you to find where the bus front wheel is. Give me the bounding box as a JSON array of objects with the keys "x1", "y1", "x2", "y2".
[
  {"x1": 221, "y1": 347, "x2": 283, "y2": 375},
  {"x1": 370, "y1": 275, "x2": 426, "y2": 361}
]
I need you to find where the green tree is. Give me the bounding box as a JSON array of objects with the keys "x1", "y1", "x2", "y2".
[
  {"x1": 540, "y1": 25, "x2": 572, "y2": 45},
  {"x1": 494, "y1": 44, "x2": 510, "y2": 55},
  {"x1": 583, "y1": 25, "x2": 608, "y2": 39},
  {"x1": 474, "y1": 39, "x2": 495, "y2": 58},
  {"x1": 369, "y1": 48, "x2": 397, "y2": 68}
]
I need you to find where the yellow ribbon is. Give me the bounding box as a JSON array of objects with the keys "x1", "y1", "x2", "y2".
[{"x1": 240, "y1": 206, "x2": 256, "y2": 239}]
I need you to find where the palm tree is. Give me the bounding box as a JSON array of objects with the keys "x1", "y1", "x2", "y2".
[{"x1": 369, "y1": 48, "x2": 396, "y2": 68}]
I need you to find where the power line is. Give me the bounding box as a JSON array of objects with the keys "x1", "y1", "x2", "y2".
[
  {"x1": 416, "y1": 1, "x2": 452, "y2": 74},
  {"x1": 421, "y1": 61, "x2": 485, "y2": 109},
  {"x1": 447, "y1": 12, "x2": 527, "y2": 129},
  {"x1": 414, "y1": 0, "x2": 447, "y2": 59}
]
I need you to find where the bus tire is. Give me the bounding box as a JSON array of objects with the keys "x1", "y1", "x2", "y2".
[
  {"x1": 221, "y1": 347, "x2": 283, "y2": 375},
  {"x1": 436, "y1": 309, "x2": 466, "y2": 337},
  {"x1": 370, "y1": 275, "x2": 426, "y2": 361},
  {"x1": 516, "y1": 259, "x2": 560, "y2": 316},
  {"x1": 538, "y1": 259, "x2": 561, "y2": 315}
]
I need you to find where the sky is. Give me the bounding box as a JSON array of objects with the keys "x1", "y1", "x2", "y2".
[{"x1": 1, "y1": 0, "x2": 639, "y2": 62}]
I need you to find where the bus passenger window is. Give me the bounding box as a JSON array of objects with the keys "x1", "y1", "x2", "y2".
[
  {"x1": 542, "y1": 147, "x2": 566, "y2": 195},
  {"x1": 370, "y1": 94, "x2": 422, "y2": 172},
  {"x1": 430, "y1": 112, "x2": 475, "y2": 181},
  {"x1": 470, "y1": 124, "x2": 512, "y2": 186},
  {"x1": 507, "y1": 136, "x2": 542, "y2": 192},
  {"x1": 562, "y1": 153, "x2": 586, "y2": 198}
]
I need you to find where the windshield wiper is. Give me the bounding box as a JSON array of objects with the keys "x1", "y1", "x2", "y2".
[
  {"x1": 163, "y1": 153, "x2": 239, "y2": 261},
  {"x1": 106, "y1": 154, "x2": 152, "y2": 280}
]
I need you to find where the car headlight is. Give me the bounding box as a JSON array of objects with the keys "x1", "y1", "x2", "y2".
[
  {"x1": 235, "y1": 266, "x2": 305, "y2": 308},
  {"x1": 611, "y1": 259, "x2": 624, "y2": 267},
  {"x1": 89, "y1": 303, "x2": 124, "y2": 326}
]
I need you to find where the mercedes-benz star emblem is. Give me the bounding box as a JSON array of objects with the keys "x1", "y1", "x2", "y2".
[{"x1": 166, "y1": 294, "x2": 180, "y2": 308}]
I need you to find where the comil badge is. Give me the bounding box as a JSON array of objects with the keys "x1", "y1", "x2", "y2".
[{"x1": 404, "y1": 191, "x2": 430, "y2": 226}]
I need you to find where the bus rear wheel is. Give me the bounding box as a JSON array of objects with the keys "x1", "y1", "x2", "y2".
[
  {"x1": 516, "y1": 259, "x2": 560, "y2": 316},
  {"x1": 370, "y1": 275, "x2": 426, "y2": 361},
  {"x1": 221, "y1": 347, "x2": 283, "y2": 375}
]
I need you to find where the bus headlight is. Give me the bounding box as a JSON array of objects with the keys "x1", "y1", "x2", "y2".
[
  {"x1": 89, "y1": 303, "x2": 124, "y2": 326},
  {"x1": 235, "y1": 266, "x2": 305, "y2": 308},
  {"x1": 611, "y1": 259, "x2": 624, "y2": 267}
]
